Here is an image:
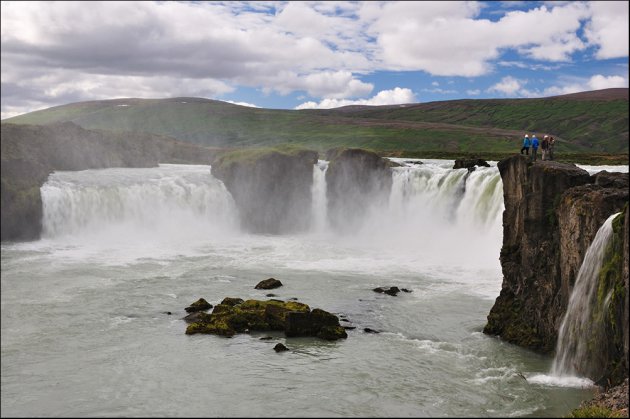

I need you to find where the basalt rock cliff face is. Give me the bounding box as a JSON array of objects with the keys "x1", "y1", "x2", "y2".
[
  {"x1": 1, "y1": 122, "x2": 220, "y2": 241},
  {"x1": 211, "y1": 148, "x2": 318, "y2": 234},
  {"x1": 325, "y1": 148, "x2": 395, "y2": 232},
  {"x1": 484, "y1": 155, "x2": 628, "y2": 384}
]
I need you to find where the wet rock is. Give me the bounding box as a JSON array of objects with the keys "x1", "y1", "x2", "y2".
[
  {"x1": 274, "y1": 343, "x2": 289, "y2": 352},
  {"x1": 260, "y1": 336, "x2": 274, "y2": 340},
  {"x1": 221, "y1": 297, "x2": 244, "y2": 307},
  {"x1": 453, "y1": 158, "x2": 490, "y2": 171},
  {"x1": 185, "y1": 298, "x2": 213, "y2": 313},
  {"x1": 163, "y1": 311, "x2": 172, "y2": 315},
  {"x1": 284, "y1": 311, "x2": 313, "y2": 337},
  {"x1": 265, "y1": 293, "x2": 277, "y2": 297},
  {"x1": 343, "y1": 326, "x2": 356, "y2": 330},
  {"x1": 317, "y1": 325, "x2": 348, "y2": 340},
  {"x1": 401, "y1": 288, "x2": 412, "y2": 293},
  {"x1": 182, "y1": 311, "x2": 213, "y2": 323},
  {"x1": 363, "y1": 328, "x2": 380, "y2": 334},
  {"x1": 373, "y1": 286, "x2": 401, "y2": 296},
  {"x1": 255, "y1": 278, "x2": 283, "y2": 290},
  {"x1": 185, "y1": 298, "x2": 347, "y2": 341}
]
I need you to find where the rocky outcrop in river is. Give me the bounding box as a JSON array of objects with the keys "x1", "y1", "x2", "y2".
[
  {"x1": 185, "y1": 298, "x2": 348, "y2": 341},
  {"x1": 325, "y1": 148, "x2": 395, "y2": 232},
  {"x1": 211, "y1": 148, "x2": 318, "y2": 234},
  {"x1": 484, "y1": 155, "x2": 628, "y2": 385}
]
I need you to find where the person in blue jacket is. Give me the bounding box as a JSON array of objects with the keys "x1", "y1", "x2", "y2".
[
  {"x1": 520, "y1": 134, "x2": 531, "y2": 155},
  {"x1": 530, "y1": 134, "x2": 540, "y2": 161}
]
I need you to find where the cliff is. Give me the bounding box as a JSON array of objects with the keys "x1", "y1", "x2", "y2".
[
  {"x1": 1, "y1": 122, "x2": 220, "y2": 241},
  {"x1": 211, "y1": 147, "x2": 319, "y2": 234},
  {"x1": 484, "y1": 155, "x2": 629, "y2": 384}
]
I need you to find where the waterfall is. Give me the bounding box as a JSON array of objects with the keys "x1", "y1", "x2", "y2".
[
  {"x1": 551, "y1": 212, "x2": 621, "y2": 378},
  {"x1": 40, "y1": 160, "x2": 504, "y2": 269},
  {"x1": 41, "y1": 164, "x2": 237, "y2": 239},
  {"x1": 349, "y1": 160, "x2": 504, "y2": 269},
  {"x1": 311, "y1": 160, "x2": 328, "y2": 233}
]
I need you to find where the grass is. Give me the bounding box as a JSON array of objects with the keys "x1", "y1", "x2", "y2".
[
  {"x1": 3, "y1": 94, "x2": 628, "y2": 157},
  {"x1": 566, "y1": 406, "x2": 624, "y2": 418}
]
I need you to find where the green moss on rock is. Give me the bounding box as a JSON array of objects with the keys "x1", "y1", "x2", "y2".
[{"x1": 184, "y1": 298, "x2": 345, "y2": 341}]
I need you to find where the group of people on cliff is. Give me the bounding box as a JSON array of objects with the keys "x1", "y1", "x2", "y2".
[{"x1": 520, "y1": 134, "x2": 555, "y2": 161}]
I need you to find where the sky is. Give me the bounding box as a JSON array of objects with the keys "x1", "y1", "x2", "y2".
[{"x1": 1, "y1": 1, "x2": 628, "y2": 119}]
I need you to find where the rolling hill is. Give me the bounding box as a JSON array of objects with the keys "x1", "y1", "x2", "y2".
[{"x1": 3, "y1": 88, "x2": 628, "y2": 155}]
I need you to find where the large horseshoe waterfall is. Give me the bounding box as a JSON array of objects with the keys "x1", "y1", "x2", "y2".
[
  {"x1": 4, "y1": 158, "x2": 625, "y2": 418},
  {"x1": 39, "y1": 160, "x2": 504, "y2": 268}
]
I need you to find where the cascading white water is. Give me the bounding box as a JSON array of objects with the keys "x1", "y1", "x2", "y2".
[
  {"x1": 551, "y1": 212, "x2": 621, "y2": 378},
  {"x1": 41, "y1": 164, "x2": 238, "y2": 240},
  {"x1": 311, "y1": 160, "x2": 329, "y2": 233},
  {"x1": 39, "y1": 159, "x2": 503, "y2": 270},
  {"x1": 354, "y1": 159, "x2": 504, "y2": 270}
]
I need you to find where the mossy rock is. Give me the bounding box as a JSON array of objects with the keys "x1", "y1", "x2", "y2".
[
  {"x1": 183, "y1": 298, "x2": 345, "y2": 341},
  {"x1": 182, "y1": 311, "x2": 213, "y2": 323},
  {"x1": 317, "y1": 326, "x2": 348, "y2": 341},
  {"x1": 185, "y1": 321, "x2": 235, "y2": 337},
  {"x1": 221, "y1": 297, "x2": 244, "y2": 307},
  {"x1": 185, "y1": 298, "x2": 213, "y2": 313}
]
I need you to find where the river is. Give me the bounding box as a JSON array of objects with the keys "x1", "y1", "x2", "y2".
[{"x1": 3, "y1": 159, "x2": 624, "y2": 417}]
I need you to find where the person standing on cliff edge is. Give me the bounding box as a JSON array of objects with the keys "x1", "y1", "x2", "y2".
[
  {"x1": 520, "y1": 134, "x2": 531, "y2": 155},
  {"x1": 541, "y1": 135, "x2": 549, "y2": 160},
  {"x1": 530, "y1": 134, "x2": 540, "y2": 162},
  {"x1": 548, "y1": 136, "x2": 556, "y2": 160}
]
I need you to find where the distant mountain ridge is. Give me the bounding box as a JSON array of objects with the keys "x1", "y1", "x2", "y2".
[{"x1": 3, "y1": 88, "x2": 628, "y2": 154}]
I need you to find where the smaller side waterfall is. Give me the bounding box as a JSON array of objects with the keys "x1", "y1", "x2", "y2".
[
  {"x1": 551, "y1": 212, "x2": 621, "y2": 378},
  {"x1": 41, "y1": 164, "x2": 238, "y2": 239},
  {"x1": 311, "y1": 160, "x2": 328, "y2": 233}
]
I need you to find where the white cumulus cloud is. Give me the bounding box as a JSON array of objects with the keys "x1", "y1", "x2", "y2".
[
  {"x1": 584, "y1": 1, "x2": 629, "y2": 59},
  {"x1": 295, "y1": 87, "x2": 416, "y2": 109},
  {"x1": 488, "y1": 76, "x2": 526, "y2": 95}
]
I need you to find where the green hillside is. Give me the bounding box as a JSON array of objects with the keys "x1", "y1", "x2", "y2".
[{"x1": 3, "y1": 89, "x2": 628, "y2": 155}]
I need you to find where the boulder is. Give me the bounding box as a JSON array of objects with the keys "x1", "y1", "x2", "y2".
[
  {"x1": 185, "y1": 298, "x2": 213, "y2": 313},
  {"x1": 274, "y1": 343, "x2": 289, "y2": 352},
  {"x1": 453, "y1": 158, "x2": 490, "y2": 171},
  {"x1": 182, "y1": 311, "x2": 212, "y2": 323},
  {"x1": 255, "y1": 278, "x2": 283, "y2": 290},
  {"x1": 373, "y1": 286, "x2": 401, "y2": 296},
  {"x1": 220, "y1": 297, "x2": 244, "y2": 306}
]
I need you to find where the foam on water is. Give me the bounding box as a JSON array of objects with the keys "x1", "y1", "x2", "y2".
[{"x1": 528, "y1": 374, "x2": 594, "y2": 388}]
